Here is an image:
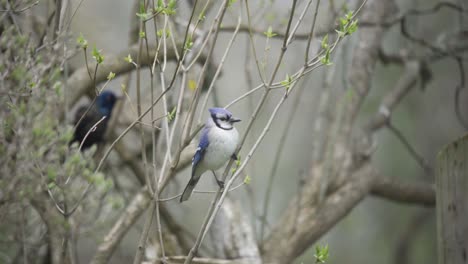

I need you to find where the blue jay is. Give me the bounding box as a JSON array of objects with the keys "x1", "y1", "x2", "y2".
[
  {"x1": 71, "y1": 91, "x2": 118, "y2": 150},
  {"x1": 180, "y1": 108, "x2": 241, "y2": 202}
]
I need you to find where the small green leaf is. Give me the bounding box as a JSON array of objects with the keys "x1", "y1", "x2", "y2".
[
  {"x1": 140, "y1": 1, "x2": 146, "y2": 13},
  {"x1": 314, "y1": 244, "x2": 329, "y2": 263},
  {"x1": 157, "y1": 29, "x2": 171, "y2": 38},
  {"x1": 321, "y1": 34, "x2": 329, "y2": 49},
  {"x1": 92, "y1": 47, "x2": 104, "y2": 64},
  {"x1": 185, "y1": 36, "x2": 193, "y2": 50},
  {"x1": 167, "y1": 106, "x2": 177, "y2": 122},
  {"x1": 77, "y1": 33, "x2": 88, "y2": 49},
  {"x1": 198, "y1": 10, "x2": 206, "y2": 21},
  {"x1": 154, "y1": 0, "x2": 164, "y2": 12},
  {"x1": 107, "y1": 72, "x2": 115, "y2": 80},
  {"x1": 320, "y1": 49, "x2": 332, "y2": 66},
  {"x1": 139, "y1": 31, "x2": 146, "y2": 38},
  {"x1": 168, "y1": 0, "x2": 176, "y2": 9},
  {"x1": 124, "y1": 54, "x2": 133, "y2": 64},
  {"x1": 263, "y1": 26, "x2": 277, "y2": 38},
  {"x1": 280, "y1": 74, "x2": 293, "y2": 90},
  {"x1": 244, "y1": 175, "x2": 251, "y2": 185},
  {"x1": 347, "y1": 19, "x2": 358, "y2": 35},
  {"x1": 340, "y1": 17, "x2": 348, "y2": 28},
  {"x1": 47, "y1": 182, "x2": 56, "y2": 189},
  {"x1": 164, "y1": 0, "x2": 177, "y2": 15},
  {"x1": 136, "y1": 12, "x2": 151, "y2": 19},
  {"x1": 336, "y1": 10, "x2": 358, "y2": 37},
  {"x1": 235, "y1": 156, "x2": 241, "y2": 167},
  {"x1": 231, "y1": 155, "x2": 241, "y2": 173},
  {"x1": 136, "y1": 1, "x2": 151, "y2": 19}
]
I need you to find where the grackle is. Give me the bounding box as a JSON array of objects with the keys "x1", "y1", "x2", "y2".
[{"x1": 70, "y1": 91, "x2": 118, "y2": 150}]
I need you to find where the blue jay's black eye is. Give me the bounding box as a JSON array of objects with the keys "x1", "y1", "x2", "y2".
[{"x1": 219, "y1": 117, "x2": 227, "y2": 121}]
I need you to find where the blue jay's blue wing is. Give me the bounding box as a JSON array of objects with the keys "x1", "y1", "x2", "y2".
[
  {"x1": 192, "y1": 128, "x2": 209, "y2": 170},
  {"x1": 180, "y1": 128, "x2": 210, "y2": 202}
]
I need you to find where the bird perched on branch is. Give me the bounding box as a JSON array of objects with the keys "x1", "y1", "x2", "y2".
[
  {"x1": 70, "y1": 91, "x2": 118, "y2": 150},
  {"x1": 180, "y1": 107, "x2": 241, "y2": 202}
]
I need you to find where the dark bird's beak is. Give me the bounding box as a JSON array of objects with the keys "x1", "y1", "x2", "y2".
[{"x1": 230, "y1": 117, "x2": 241, "y2": 123}]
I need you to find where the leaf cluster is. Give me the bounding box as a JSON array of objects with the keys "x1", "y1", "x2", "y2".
[
  {"x1": 314, "y1": 244, "x2": 329, "y2": 263},
  {"x1": 1, "y1": 28, "x2": 120, "y2": 257},
  {"x1": 336, "y1": 10, "x2": 359, "y2": 37}
]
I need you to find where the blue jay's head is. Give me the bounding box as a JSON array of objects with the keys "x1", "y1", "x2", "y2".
[
  {"x1": 96, "y1": 91, "x2": 118, "y2": 116},
  {"x1": 209, "y1": 107, "x2": 241, "y2": 130}
]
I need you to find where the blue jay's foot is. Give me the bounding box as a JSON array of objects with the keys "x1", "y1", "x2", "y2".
[
  {"x1": 211, "y1": 170, "x2": 225, "y2": 189},
  {"x1": 231, "y1": 153, "x2": 238, "y2": 161}
]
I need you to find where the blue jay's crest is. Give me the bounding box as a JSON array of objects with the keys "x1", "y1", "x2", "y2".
[
  {"x1": 96, "y1": 91, "x2": 118, "y2": 117},
  {"x1": 209, "y1": 107, "x2": 233, "y2": 119}
]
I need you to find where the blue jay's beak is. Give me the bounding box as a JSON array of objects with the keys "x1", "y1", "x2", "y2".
[{"x1": 230, "y1": 117, "x2": 241, "y2": 123}]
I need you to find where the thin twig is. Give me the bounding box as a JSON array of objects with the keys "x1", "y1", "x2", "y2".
[
  {"x1": 78, "y1": 116, "x2": 107, "y2": 151},
  {"x1": 244, "y1": 0, "x2": 266, "y2": 84},
  {"x1": 198, "y1": 16, "x2": 242, "y2": 123},
  {"x1": 158, "y1": 182, "x2": 246, "y2": 202},
  {"x1": 305, "y1": 0, "x2": 321, "y2": 63},
  {"x1": 386, "y1": 122, "x2": 433, "y2": 175}
]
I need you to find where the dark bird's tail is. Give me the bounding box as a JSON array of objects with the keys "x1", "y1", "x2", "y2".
[{"x1": 180, "y1": 178, "x2": 199, "y2": 202}]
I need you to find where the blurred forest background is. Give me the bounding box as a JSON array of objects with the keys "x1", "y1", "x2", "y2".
[{"x1": 1, "y1": 0, "x2": 467, "y2": 263}]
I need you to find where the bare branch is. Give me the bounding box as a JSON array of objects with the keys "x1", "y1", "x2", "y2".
[
  {"x1": 364, "y1": 61, "x2": 421, "y2": 132},
  {"x1": 370, "y1": 174, "x2": 435, "y2": 206},
  {"x1": 263, "y1": 165, "x2": 375, "y2": 264}
]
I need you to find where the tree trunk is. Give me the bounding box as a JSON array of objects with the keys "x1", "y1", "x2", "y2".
[{"x1": 436, "y1": 134, "x2": 468, "y2": 264}]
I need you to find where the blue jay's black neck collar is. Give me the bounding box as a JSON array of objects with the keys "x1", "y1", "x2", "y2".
[{"x1": 211, "y1": 114, "x2": 233, "y2": 130}]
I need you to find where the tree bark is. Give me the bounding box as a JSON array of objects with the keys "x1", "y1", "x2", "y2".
[{"x1": 436, "y1": 133, "x2": 468, "y2": 264}]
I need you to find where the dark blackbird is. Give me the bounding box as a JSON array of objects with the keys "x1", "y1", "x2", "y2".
[{"x1": 71, "y1": 91, "x2": 118, "y2": 150}]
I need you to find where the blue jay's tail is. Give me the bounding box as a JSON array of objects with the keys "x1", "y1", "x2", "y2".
[{"x1": 180, "y1": 177, "x2": 199, "y2": 202}]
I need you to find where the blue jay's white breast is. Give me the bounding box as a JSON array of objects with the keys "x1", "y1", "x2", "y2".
[{"x1": 202, "y1": 126, "x2": 239, "y2": 170}]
